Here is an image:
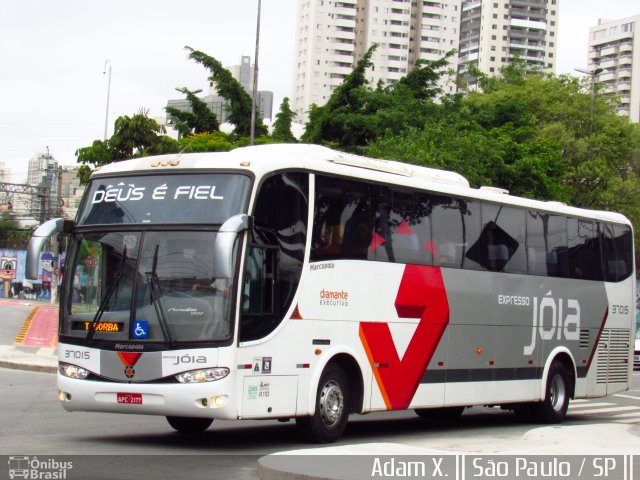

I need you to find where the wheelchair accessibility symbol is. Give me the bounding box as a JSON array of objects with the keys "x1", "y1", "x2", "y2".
[{"x1": 133, "y1": 320, "x2": 149, "y2": 339}]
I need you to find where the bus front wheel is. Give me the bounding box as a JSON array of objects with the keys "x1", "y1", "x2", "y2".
[
  {"x1": 532, "y1": 360, "x2": 571, "y2": 423},
  {"x1": 296, "y1": 363, "x2": 349, "y2": 443},
  {"x1": 166, "y1": 416, "x2": 213, "y2": 433}
]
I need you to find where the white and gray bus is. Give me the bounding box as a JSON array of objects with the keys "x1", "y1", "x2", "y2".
[{"x1": 27, "y1": 144, "x2": 636, "y2": 443}]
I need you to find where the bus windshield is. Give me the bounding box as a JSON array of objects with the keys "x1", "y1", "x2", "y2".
[
  {"x1": 62, "y1": 230, "x2": 237, "y2": 343},
  {"x1": 77, "y1": 173, "x2": 250, "y2": 225}
]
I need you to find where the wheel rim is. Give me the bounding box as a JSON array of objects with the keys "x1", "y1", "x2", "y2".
[
  {"x1": 319, "y1": 379, "x2": 344, "y2": 427},
  {"x1": 550, "y1": 374, "x2": 566, "y2": 412}
]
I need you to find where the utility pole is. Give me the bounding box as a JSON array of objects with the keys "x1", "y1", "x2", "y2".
[{"x1": 250, "y1": 0, "x2": 262, "y2": 146}]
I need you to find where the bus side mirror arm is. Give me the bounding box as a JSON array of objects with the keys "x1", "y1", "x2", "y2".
[
  {"x1": 26, "y1": 218, "x2": 74, "y2": 280},
  {"x1": 214, "y1": 214, "x2": 252, "y2": 279}
]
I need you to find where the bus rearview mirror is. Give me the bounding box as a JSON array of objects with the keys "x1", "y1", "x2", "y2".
[{"x1": 213, "y1": 214, "x2": 252, "y2": 279}]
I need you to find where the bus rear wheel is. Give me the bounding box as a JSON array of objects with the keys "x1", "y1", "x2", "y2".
[
  {"x1": 296, "y1": 363, "x2": 349, "y2": 443},
  {"x1": 166, "y1": 416, "x2": 213, "y2": 433},
  {"x1": 532, "y1": 360, "x2": 571, "y2": 423}
]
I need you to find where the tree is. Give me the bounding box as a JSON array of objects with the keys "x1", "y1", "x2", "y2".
[
  {"x1": 109, "y1": 109, "x2": 171, "y2": 159},
  {"x1": 165, "y1": 87, "x2": 220, "y2": 138},
  {"x1": 301, "y1": 45, "x2": 377, "y2": 150},
  {"x1": 0, "y1": 213, "x2": 32, "y2": 249},
  {"x1": 302, "y1": 45, "x2": 455, "y2": 152},
  {"x1": 367, "y1": 62, "x2": 640, "y2": 254},
  {"x1": 75, "y1": 109, "x2": 179, "y2": 183},
  {"x1": 271, "y1": 97, "x2": 297, "y2": 142},
  {"x1": 185, "y1": 46, "x2": 268, "y2": 137}
]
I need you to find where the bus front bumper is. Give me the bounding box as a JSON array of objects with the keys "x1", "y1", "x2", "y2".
[{"x1": 57, "y1": 373, "x2": 237, "y2": 420}]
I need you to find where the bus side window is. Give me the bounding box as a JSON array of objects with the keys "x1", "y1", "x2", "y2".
[
  {"x1": 340, "y1": 190, "x2": 372, "y2": 259},
  {"x1": 567, "y1": 219, "x2": 603, "y2": 280},
  {"x1": 312, "y1": 176, "x2": 372, "y2": 261},
  {"x1": 242, "y1": 246, "x2": 276, "y2": 315},
  {"x1": 526, "y1": 211, "x2": 568, "y2": 277},
  {"x1": 431, "y1": 196, "x2": 481, "y2": 270},
  {"x1": 603, "y1": 223, "x2": 633, "y2": 282},
  {"x1": 240, "y1": 172, "x2": 308, "y2": 342}
]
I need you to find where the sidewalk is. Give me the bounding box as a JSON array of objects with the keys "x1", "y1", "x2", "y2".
[{"x1": 0, "y1": 298, "x2": 57, "y2": 373}]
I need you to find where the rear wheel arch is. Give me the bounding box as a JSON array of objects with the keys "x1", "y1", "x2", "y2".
[{"x1": 541, "y1": 349, "x2": 576, "y2": 400}]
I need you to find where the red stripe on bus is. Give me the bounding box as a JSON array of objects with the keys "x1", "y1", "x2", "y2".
[
  {"x1": 360, "y1": 265, "x2": 449, "y2": 410},
  {"x1": 586, "y1": 307, "x2": 609, "y2": 374}
]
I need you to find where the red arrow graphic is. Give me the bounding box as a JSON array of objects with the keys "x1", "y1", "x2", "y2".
[{"x1": 359, "y1": 264, "x2": 449, "y2": 410}]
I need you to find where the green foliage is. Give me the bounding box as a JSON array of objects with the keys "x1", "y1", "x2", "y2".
[
  {"x1": 271, "y1": 97, "x2": 297, "y2": 143},
  {"x1": 302, "y1": 46, "x2": 455, "y2": 153},
  {"x1": 178, "y1": 131, "x2": 238, "y2": 153},
  {"x1": 166, "y1": 87, "x2": 220, "y2": 138},
  {"x1": 109, "y1": 110, "x2": 171, "y2": 159},
  {"x1": 75, "y1": 110, "x2": 180, "y2": 183},
  {"x1": 0, "y1": 213, "x2": 32, "y2": 249},
  {"x1": 185, "y1": 46, "x2": 268, "y2": 137},
  {"x1": 364, "y1": 62, "x2": 640, "y2": 253}
]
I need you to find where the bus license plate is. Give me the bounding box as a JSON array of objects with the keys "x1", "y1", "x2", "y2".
[{"x1": 117, "y1": 393, "x2": 143, "y2": 405}]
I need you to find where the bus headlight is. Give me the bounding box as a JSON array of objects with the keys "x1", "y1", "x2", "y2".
[
  {"x1": 59, "y1": 362, "x2": 90, "y2": 379},
  {"x1": 175, "y1": 367, "x2": 230, "y2": 384}
]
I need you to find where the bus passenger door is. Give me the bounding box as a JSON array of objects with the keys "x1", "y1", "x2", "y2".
[{"x1": 236, "y1": 172, "x2": 309, "y2": 419}]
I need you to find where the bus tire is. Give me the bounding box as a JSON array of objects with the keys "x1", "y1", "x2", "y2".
[
  {"x1": 166, "y1": 416, "x2": 213, "y2": 433},
  {"x1": 296, "y1": 363, "x2": 349, "y2": 443},
  {"x1": 414, "y1": 406, "x2": 465, "y2": 421},
  {"x1": 532, "y1": 360, "x2": 571, "y2": 423}
]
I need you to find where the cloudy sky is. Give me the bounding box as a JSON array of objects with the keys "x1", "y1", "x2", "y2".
[{"x1": 1, "y1": 0, "x2": 638, "y2": 182}]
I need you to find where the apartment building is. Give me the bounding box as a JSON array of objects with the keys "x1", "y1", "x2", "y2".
[
  {"x1": 292, "y1": 0, "x2": 461, "y2": 121},
  {"x1": 292, "y1": 0, "x2": 559, "y2": 120},
  {"x1": 588, "y1": 15, "x2": 640, "y2": 122},
  {"x1": 458, "y1": 0, "x2": 559, "y2": 84}
]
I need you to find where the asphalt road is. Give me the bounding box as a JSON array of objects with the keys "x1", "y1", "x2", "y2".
[
  {"x1": 1, "y1": 300, "x2": 638, "y2": 480},
  {"x1": 1, "y1": 367, "x2": 639, "y2": 479}
]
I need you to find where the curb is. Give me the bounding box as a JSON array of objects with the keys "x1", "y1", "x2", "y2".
[{"x1": 0, "y1": 358, "x2": 57, "y2": 374}]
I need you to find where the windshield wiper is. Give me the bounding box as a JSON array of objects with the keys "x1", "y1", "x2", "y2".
[
  {"x1": 87, "y1": 247, "x2": 127, "y2": 339},
  {"x1": 145, "y1": 244, "x2": 175, "y2": 345}
]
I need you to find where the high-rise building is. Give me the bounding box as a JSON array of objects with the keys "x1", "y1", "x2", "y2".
[
  {"x1": 27, "y1": 151, "x2": 58, "y2": 192},
  {"x1": 457, "y1": 0, "x2": 559, "y2": 86},
  {"x1": 59, "y1": 166, "x2": 84, "y2": 220},
  {"x1": 27, "y1": 150, "x2": 59, "y2": 220},
  {"x1": 292, "y1": 0, "x2": 462, "y2": 121},
  {"x1": 292, "y1": 0, "x2": 560, "y2": 120},
  {"x1": 588, "y1": 15, "x2": 640, "y2": 122}
]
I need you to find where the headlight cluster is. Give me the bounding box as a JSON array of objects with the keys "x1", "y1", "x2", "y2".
[
  {"x1": 59, "y1": 362, "x2": 90, "y2": 379},
  {"x1": 175, "y1": 367, "x2": 230, "y2": 384}
]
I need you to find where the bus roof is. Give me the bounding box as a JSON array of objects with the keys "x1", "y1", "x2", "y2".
[{"x1": 91, "y1": 143, "x2": 631, "y2": 226}]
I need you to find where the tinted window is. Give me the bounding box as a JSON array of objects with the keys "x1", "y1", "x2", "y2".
[
  {"x1": 603, "y1": 223, "x2": 633, "y2": 281},
  {"x1": 241, "y1": 173, "x2": 308, "y2": 341},
  {"x1": 567, "y1": 219, "x2": 603, "y2": 280},
  {"x1": 312, "y1": 176, "x2": 372, "y2": 261},
  {"x1": 527, "y1": 211, "x2": 568, "y2": 277},
  {"x1": 546, "y1": 214, "x2": 568, "y2": 277},
  {"x1": 371, "y1": 187, "x2": 433, "y2": 265},
  {"x1": 469, "y1": 204, "x2": 526, "y2": 273},
  {"x1": 432, "y1": 196, "x2": 482, "y2": 270}
]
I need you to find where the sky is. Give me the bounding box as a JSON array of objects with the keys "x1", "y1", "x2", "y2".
[{"x1": 1, "y1": 0, "x2": 638, "y2": 183}]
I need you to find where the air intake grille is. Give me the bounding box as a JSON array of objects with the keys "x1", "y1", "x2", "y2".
[
  {"x1": 596, "y1": 329, "x2": 631, "y2": 384},
  {"x1": 579, "y1": 329, "x2": 590, "y2": 349}
]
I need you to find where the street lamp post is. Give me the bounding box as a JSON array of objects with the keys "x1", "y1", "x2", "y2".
[
  {"x1": 575, "y1": 67, "x2": 603, "y2": 135},
  {"x1": 250, "y1": 0, "x2": 262, "y2": 146},
  {"x1": 103, "y1": 60, "x2": 112, "y2": 141}
]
